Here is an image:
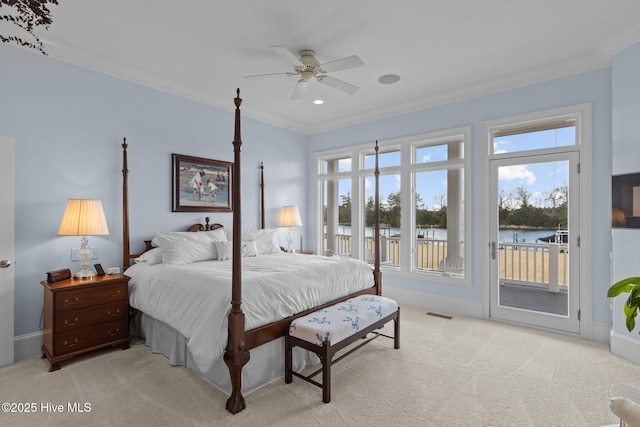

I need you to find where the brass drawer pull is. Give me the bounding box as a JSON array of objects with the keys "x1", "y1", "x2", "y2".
[
  {"x1": 64, "y1": 317, "x2": 79, "y2": 326},
  {"x1": 64, "y1": 338, "x2": 78, "y2": 348},
  {"x1": 64, "y1": 297, "x2": 79, "y2": 305},
  {"x1": 108, "y1": 328, "x2": 120, "y2": 337},
  {"x1": 108, "y1": 309, "x2": 120, "y2": 317},
  {"x1": 108, "y1": 290, "x2": 121, "y2": 298}
]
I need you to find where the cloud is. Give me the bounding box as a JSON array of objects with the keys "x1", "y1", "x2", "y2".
[
  {"x1": 499, "y1": 164, "x2": 536, "y2": 185},
  {"x1": 494, "y1": 138, "x2": 510, "y2": 153}
]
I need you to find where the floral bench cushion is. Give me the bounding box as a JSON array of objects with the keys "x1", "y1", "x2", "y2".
[{"x1": 289, "y1": 295, "x2": 398, "y2": 346}]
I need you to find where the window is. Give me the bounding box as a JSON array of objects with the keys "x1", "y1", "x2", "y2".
[
  {"x1": 316, "y1": 127, "x2": 470, "y2": 282},
  {"x1": 491, "y1": 118, "x2": 576, "y2": 155},
  {"x1": 411, "y1": 135, "x2": 465, "y2": 276}
]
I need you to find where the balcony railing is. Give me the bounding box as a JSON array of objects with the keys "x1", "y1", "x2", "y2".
[
  {"x1": 498, "y1": 242, "x2": 568, "y2": 291},
  {"x1": 331, "y1": 233, "x2": 568, "y2": 291}
]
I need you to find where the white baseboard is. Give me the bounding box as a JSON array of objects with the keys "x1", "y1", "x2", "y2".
[
  {"x1": 382, "y1": 286, "x2": 483, "y2": 318},
  {"x1": 590, "y1": 322, "x2": 612, "y2": 344},
  {"x1": 610, "y1": 330, "x2": 640, "y2": 366},
  {"x1": 14, "y1": 331, "x2": 43, "y2": 363},
  {"x1": 383, "y1": 285, "x2": 612, "y2": 345}
]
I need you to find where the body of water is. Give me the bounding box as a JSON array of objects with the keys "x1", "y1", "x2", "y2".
[{"x1": 336, "y1": 225, "x2": 559, "y2": 243}]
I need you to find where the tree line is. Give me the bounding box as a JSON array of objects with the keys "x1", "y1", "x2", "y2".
[{"x1": 335, "y1": 184, "x2": 567, "y2": 230}]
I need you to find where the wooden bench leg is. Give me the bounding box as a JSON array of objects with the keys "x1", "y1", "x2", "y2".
[
  {"x1": 394, "y1": 307, "x2": 401, "y2": 349},
  {"x1": 285, "y1": 333, "x2": 293, "y2": 384},
  {"x1": 322, "y1": 341, "x2": 331, "y2": 403}
]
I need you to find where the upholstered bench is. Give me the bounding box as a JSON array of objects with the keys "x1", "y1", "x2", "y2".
[{"x1": 285, "y1": 295, "x2": 400, "y2": 403}]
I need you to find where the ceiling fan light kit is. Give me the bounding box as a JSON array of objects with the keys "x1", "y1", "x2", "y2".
[{"x1": 245, "y1": 46, "x2": 364, "y2": 100}]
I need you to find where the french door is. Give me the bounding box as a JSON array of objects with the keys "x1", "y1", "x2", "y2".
[{"x1": 488, "y1": 151, "x2": 580, "y2": 333}]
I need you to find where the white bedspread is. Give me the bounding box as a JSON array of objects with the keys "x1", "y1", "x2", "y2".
[{"x1": 125, "y1": 253, "x2": 374, "y2": 372}]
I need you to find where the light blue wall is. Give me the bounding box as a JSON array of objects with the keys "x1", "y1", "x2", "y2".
[
  {"x1": 307, "y1": 68, "x2": 613, "y2": 325},
  {"x1": 612, "y1": 41, "x2": 640, "y2": 175},
  {"x1": 0, "y1": 45, "x2": 307, "y2": 336},
  {"x1": 611, "y1": 41, "x2": 640, "y2": 339}
]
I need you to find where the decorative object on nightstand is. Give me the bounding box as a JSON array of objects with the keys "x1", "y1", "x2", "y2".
[
  {"x1": 279, "y1": 205, "x2": 302, "y2": 253},
  {"x1": 58, "y1": 199, "x2": 109, "y2": 279},
  {"x1": 40, "y1": 274, "x2": 130, "y2": 371}
]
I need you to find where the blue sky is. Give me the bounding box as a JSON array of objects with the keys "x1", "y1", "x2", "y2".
[{"x1": 337, "y1": 125, "x2": 575, "y2": 211}]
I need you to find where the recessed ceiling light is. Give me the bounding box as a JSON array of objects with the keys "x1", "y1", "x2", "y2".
[
  {"x1": 313, "y1": 99, "x2": 324, "y2": 105},
  {"x1": 378, "y1": 74, "x2": 401, "y2": 85}
]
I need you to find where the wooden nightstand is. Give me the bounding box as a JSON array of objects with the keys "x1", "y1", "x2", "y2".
[{"x1": 41, "y1": 274, "x2": 130, "y2": 371}]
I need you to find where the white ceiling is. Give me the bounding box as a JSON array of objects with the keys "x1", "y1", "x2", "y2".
[{"x1": 36, "y1": 1, "x2": 640, "y2": 134}]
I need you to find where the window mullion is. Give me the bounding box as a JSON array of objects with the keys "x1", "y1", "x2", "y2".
[{"x1": 400, "y1": 143, "x2": 413, "y2": 272}]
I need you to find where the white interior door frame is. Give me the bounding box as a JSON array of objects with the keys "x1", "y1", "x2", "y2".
[{"x1": 0, "y1": 136, "x2": 15, "y2": 367}]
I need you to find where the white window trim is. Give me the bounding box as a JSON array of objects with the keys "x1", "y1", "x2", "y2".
[{"x1": 315, "y1": 126, "x2": 471, "y2": 285}]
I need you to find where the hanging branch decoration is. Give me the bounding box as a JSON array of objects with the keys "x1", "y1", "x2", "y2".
[{"x1": 0, "y1": 0, "x2": 58, "y2": 55}]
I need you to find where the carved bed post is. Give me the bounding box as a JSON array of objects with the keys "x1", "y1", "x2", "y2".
[
  {"x1": 122, "y1": 138, "x2": 130, "y2": 270},
  {"x1": 224, "y1": 89, "x2": 250, "y2": 414},
  {"x1": 374, "y1": 141, "x2": 382, "y2": 295}
]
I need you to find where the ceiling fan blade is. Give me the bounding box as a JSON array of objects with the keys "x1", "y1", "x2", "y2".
[
  {"x1": 317, "y1": 75, "x2": 359, "y2": 95},
  {"x1": 270, "y1": 46, "x2": 303, "y2": 66},
  {"x1": 291, "y1": 79, "x2": 309, "y2": 99},
  {"x1": 244, "y1": 72, "x2": 297, "y2": 79},
  {"x1": 319, "y1": 55, "x2": 364, "y2": 73}
]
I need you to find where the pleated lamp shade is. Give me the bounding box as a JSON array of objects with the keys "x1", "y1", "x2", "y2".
[
  {"x1": 279, "y1": 206, "x2": 302, "y2": 227},
  {"x1": 58, "y1": 199, "x2": 109, "y2": 236}
]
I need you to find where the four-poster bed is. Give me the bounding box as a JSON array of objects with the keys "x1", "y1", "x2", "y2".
[{"x1": 122, "y1": 89, "x2": 382, "y2": 414}]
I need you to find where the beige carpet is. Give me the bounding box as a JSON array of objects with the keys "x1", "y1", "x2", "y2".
[{"x1": 2, "y1": 304, "x2": 640, "y2": 426}]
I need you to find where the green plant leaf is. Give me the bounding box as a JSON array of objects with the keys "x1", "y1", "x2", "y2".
[
  {"x1": 624, "y1": 300, "x2": 638, "y2": 332},
  {"x1": 607, "y1": 277, "x2": 640, "y2": 297}
]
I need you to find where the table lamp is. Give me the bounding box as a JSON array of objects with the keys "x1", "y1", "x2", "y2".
[
  {"x1": 58, "y1": 199, "x2": 109, "y2": 279},
  {"x1": 279, "y1": 205, "x2": 302, "y2": 252}
]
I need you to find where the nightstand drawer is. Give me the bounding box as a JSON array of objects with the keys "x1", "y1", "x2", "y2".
[
  {"x1": 55, "y1": 282, "x2": 127, "y2": 311},
  {"x1": 54, "y1": 301, "x2": 128, "y2": 332},
  {"x1": 53, "y1": 320, "x2": 128, "y2": 356}
]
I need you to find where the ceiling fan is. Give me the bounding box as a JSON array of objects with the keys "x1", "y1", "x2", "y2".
[{"x1": 245, "y1": 46, "x2": 364, "y2": 99}]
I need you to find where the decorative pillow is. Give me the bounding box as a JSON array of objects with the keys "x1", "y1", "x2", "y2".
[
  {"x1": 154, "y1": 228, "x2": 227, "y2": 264},
  {"x1": 215, "y1": 241, "x2": 232, "y2": 261},
  {"x1": 214, "y1": 240, "x2": 259, "y2": 260},
  {"x1": 241, "y1": 240, "x2": 258, "y2": 257},
  {"x1": 224, "y1": 229, "x2": 280, "y2": 255},
  {"x1": 253, "y1": 229, "x2": 280, "y2": 255},
  {"x1": 135, "y1": 247, "x2": 163, "y2": 265}
]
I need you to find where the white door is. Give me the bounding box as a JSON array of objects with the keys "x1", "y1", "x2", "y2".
[
  {"x1": 0, "y1": 137, "x2": 15, "y2": 367},
  {"x1": 489, "y1": 151, "x2": 580, "y2": 333}
]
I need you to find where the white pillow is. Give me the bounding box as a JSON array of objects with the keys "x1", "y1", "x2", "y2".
[
  {"x1": 241, "y1": 240, "x2": 258, "y2": 257},
  {"x1": 215, "y1": 240, "x2": 232, "y2": 261},
  {"x1": 151, "y1": 228, "x2": 226, "y2": 247},
  {"x1": 213, "y1": 239, "x2": 258, "y2": 260},
  {"x1": 135, "y1": 247, "x2": 163, "y2": 265},
  {"x1": 154, "y1": 228, "x2": 227, "y2": 264},
  {"x1": 224, "y1": 229, "x2": 280, "y2": 255},
  {"x1": 253, "y1": 229, "x2": 280, "y2": 255}
]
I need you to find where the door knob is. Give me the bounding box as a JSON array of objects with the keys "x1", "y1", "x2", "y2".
[{"x1": 0, "y1": 260, "x2": 12, "y2": 268}]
